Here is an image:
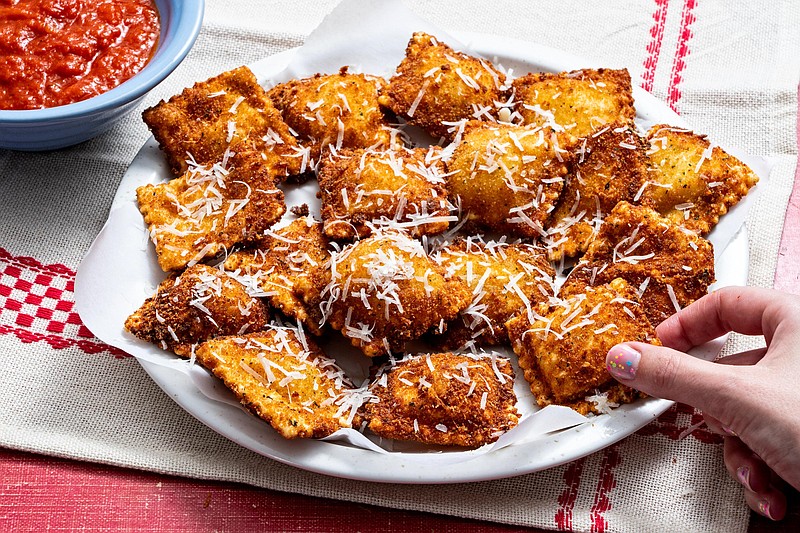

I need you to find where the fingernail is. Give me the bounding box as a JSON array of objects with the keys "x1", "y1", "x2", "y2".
[
  {"x1": 758, "y1": 499, "x2": 774, "y2": 520},
  {"x1": 722, "y1": 425, "x2": 738, "y2": 436},
  {"x1": 736, "y1": 466, "x2": 751, "y2": 491},
  {"x1": 607, "y1": 345, "x2": 641, "y2": 381}
]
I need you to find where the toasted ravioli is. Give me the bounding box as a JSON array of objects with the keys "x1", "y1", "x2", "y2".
[
  {"x1": 195, "y1": 327, "x2": 356, "y2": 439},
  {"x1": 431, "y1": 238, "x2": 555, "y2": 349},
  {"x1": 446, "y1": 121, "x2": 570, "y2": 237},
  {"x1": 318, "y1": 232, "x2": 470, "y2": 357},
  {"x1": 223, "y1": 218, "x2": 330, "y2": 336},
  {"x1": 506, "y1": 278, "x2": 657, "y2": 415},
  {"x1": 363, "y1": 352, "x2": 519, "y2": 447},
  {"x1": 125, "y1": 264, "x2": 269, "y2": 357},
  {"x1": 317, "y1": 147, "x2": 453, "y2": 240},
  {"x1": 378, "y1": 31, "x2": 507, "y2": 139},
  {"x1": 143, "y1": 66, "x2": 301, "y2": 179},
  {"x1": 137, "y1": 151, "x2": 286, "y2": 272},
  {"x1": 513, "y1": 68, "x2": 635, "y2": 139},
  {"x1": 640, "y1": 125, "x2": 759, "y2": 234},
  {"x1": 560, "y1": 202, "x2": 714, "y2": 326},
  {"x1": 545, "y1": 124, "x2": 649, "y2": 260},
  {"x1": 268, "y1": 68, "x2": 394, "y2": 166}
]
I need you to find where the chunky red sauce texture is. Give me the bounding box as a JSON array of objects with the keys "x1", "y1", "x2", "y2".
[{"x1": 0, "y1": 0, "x2": 160, "y2": 110}]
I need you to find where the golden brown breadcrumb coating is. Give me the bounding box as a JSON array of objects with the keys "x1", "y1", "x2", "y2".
[
  {"x1": 431, "y1": 237, "x2": 555, "y2": 349},
  {"x1": 378, "y1": 32, "x2": 507, "y2": 139},
  {"x1": 317, "y1": 232, "x2": 470, "y2": 357},
  {"x1": 640, "y1": 124, "x2": 759, "y2": 234},
  {"x1": 317, "y1": 147, "x2": 453, "y2": 240},
  {"x1": 143, "y1": 66, "x2": 301, "y2": 179},
  {"x1": 446, "y1": 121, "x2": 570, "y2": 237},
  {"x1": 195, "y1": 327, "x2": 356, "y2": 438},
  {"x1": 506, "y1": 278, "x2": 657, "y2": 415},
  {"x1": 363, "y1": 352, "x2": 519, "y2": 447},
  {"x1": 545, "y1": 123, "x2": 649, "y2": 260},
  {"x1": 223, "y1": 217, "x2": 330, "y2": 336},
  {"x1": 136, "y1": 150, "x2": 286, "y2": 272},
  {"x1": 125, "y1": 264, "x2": 269, "y2": 357},
  {"x1": 512, "y1": 68, "x2": 635, "y2": 139},
  {"x1": 560, "y1": 202, "x2": 715, "y2": 326}
]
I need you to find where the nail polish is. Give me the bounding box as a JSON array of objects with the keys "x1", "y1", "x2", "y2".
[
  {"x1": 758, "y1": 499, "x2": 774, "y2": 520},
  {"x1": 606, "y1": 345, "x2": 641, "y2": 381},
  {"x1": 722, "y1": 425, "x2": 738, "y2": 437},
  {"x1": 736, "y1": 466, "x2": 751, "y2": 491}
]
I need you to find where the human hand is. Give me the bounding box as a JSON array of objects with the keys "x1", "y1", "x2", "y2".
[{"x1": 605, "y1": 286, "x2": 800, "y2": 521}]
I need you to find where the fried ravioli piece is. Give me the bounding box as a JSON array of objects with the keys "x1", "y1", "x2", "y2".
[
  {"x1": 378, "y1": 32, "x2": 507, "y2": 139},
  {"x1": 506, "y1": 278, "x2": 658, "y2": 415},
  {"x1": 560, "y1": 202, "x2": 714, "y2": 326},
  {"x1": 363, "y1": 352, "x2": 519, "y2": 447},
  {"x1": 195, "y1": 327, "x2": 356, "y2": 439},
  {"x1": 545, "y1": 124, "x2": 649, "y2": 260},
  {"x1": 125, "y1": 264, "x2": 269, "y2": 357},
  {"x1": 513, "y1": 68, "x2": 635, "y2": 139},
  {"x1": 317, "y1": 147, "x2": 453, "y2": 240},
  {"x1": 223, "y1": 218, "x2": 330, "y2": 336},
  {"x1": 318, "y1": 232, "x2": 470, "y2": 357},
  {"x1": 639, "y1": 124, "x2": 759, "y2": 234},
  {"x1": 143, "y1": 66, "x2": 301, "y2": 179},
  {"x1": 268, "y1": 68, "x2": 395, "y2": 165},
  {"x1": 137, "y1": 150, "x2": 286, "y2": 272},
  {"x1": 446, "y1": 121, "x2": 570, "y2": 237},
  {"x1": 431, "y1": 237, "x2": 555, "y2": 349}
]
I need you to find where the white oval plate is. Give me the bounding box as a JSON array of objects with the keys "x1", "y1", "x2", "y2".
[{"x1": 77, "y1": 32, "x2": 748, "y2": 484}]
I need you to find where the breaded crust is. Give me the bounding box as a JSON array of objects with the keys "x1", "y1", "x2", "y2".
[
  {"x1": 195, "y1": 328, "x2": 355, "y2": 438},
  {"x1": 124, "y1": 264, "x2": 269, "y2": 357},
  {"x1": 545, "y1": 123, "x2": 649, "y2": 260},
  {"x1": 640, "y1": 124, "x2": 759, "y2": 234},
  {"x1": 431, "y1": 237, "x2": 555, "y2": 349},
  {"x1": 506, "y1": 278, "x2": 657, "y2": 415},
  {"x1": 378, "y1": 32, "x2": 507, "y2": 139},
  {"x1": 142, "y1": 66, "x2": 301, "y2": 179},
  {"x1": 560, "y1": 202, "x2": 715, "y2": 326},
  {"x1": 317, "y1": 147, "x2": 452, "y2": 240},
  {"x1": 318, "y1": 232, "x2": 471, "y2": 357},
  {"x1": 136, "y1": 150, "x2": 286, "y2": 272},
  {"x1": 446, "y1": 121, "x2": 570, "y2": 237},
  {"x1": 513, "y1": 68, "x2": 635, "y2": 139},
  {"x1": 223, "y1": 217, "x2": 330, "y2": 336},
  {"x1": 363, "y1": 352, "x2": 519, "y2": 447}
]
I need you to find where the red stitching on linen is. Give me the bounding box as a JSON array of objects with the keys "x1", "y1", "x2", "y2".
[
  {"x1": 666, "y1": 0, "x2": 697, "y2": 111},
  {"x1": 589, "y1": 446, "x2": 621, "y2": 533},
  {"x1": 640, "y1": 0, "x2": 670, "y2": 92},
  {"x1": 0, "y1": 247, "x2": 129, "y2": 358},
  {"x1": 555, "y1": 458, "x2": 585, "y2": 530},
  {"x1": 636, "y1": 403, "x2": 722, "y2": 444}
]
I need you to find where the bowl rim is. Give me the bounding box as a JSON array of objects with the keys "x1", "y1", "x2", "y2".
[{"x1": 0, "y1": 0, "x2": 205, "y2": 123}]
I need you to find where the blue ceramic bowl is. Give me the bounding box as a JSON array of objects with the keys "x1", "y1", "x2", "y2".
[{"x1": 0, "y1": 0, "x2": 204, "y2": 151}]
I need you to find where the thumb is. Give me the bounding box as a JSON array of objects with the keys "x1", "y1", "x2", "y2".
[{"x1": 606, "y1": 342, "x2": 736, "y2": 412}]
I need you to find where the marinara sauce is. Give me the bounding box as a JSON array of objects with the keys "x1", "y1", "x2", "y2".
[{"x1": 0, "y1": 0, "x2": 160, "y2": 110}]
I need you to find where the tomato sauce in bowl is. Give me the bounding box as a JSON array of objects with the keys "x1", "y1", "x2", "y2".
[{"x1": 0, "y1": 0, "x2": 160, "y2": 110}]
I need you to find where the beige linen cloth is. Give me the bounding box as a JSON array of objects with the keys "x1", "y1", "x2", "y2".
[{"x1": 1, "y1": 1, "x2": 798, "y2": 531}]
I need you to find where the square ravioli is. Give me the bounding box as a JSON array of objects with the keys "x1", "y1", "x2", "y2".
[
  {"x1": 317, "y1": 147, "x2": 454, "y2": 240},
  {"x1": 378, "y1": 31, "x2": 508, "y2": 139},
  {"x1": 143, "y1": 66, "x2": 301, "y2": 179},
  {"x1": 560, "y1": 201, "x2": 715, "y2": 326},
  {"x1": 545, "y1": 123, "x2": 649, "y2": 260},
  {"x1": 512, "y1": 68, "x2": 635, "y2": 139},
  {"x1": 195, "y1": 327, "x2": 358, "y2": 439},
  {"x1": 223, "y1": 217, "x2": 330, "y2": 336},
  {"x1": 506, "y1": 278, "x2": 657, "y2": 415},
  {"x1": 431, "y1": 237, "x2": 555, "y2": 349},
  {"x1": 137, "y1": 150, "x2": 286, "y2": 272},
  {"x1": 124, "y1": 264, "x2": 270, "y2": 357},
  {"x1": 363, "y1": 352, "x2": 519, "y2": 448},
  {"x1": 268, "y1": 67, "x2": 395, "y2": 167},
  {"x1": 318, "y1": 232, "x2": 470, "y2": 357},
  {"x1": 640, "y1": 124, "x2": 759, "y2": 234},
  {"x1": 446, "y1": 121, "x2": 570, "y2": 237}
]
